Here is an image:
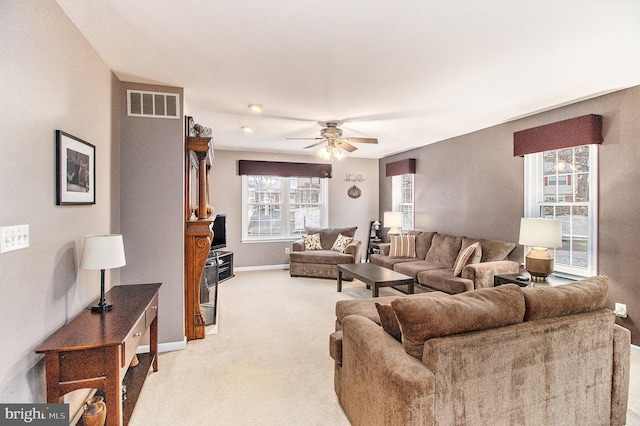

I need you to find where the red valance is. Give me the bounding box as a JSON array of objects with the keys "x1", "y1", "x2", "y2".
[
  {"x1": 513, "y1": 114, "x2": 603, "y2": 157},
  {"x1": 386, "y1": 158, "x2": 416, "y2": 177},
  {"x1": 238, "y1": 160, "x2": 332, "y2": 178}
]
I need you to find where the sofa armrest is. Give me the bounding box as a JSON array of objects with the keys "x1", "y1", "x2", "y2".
[
  {"x1": 340, "y1": 315, "x2": 435, "y2": 424},
  {"x1": 611, "y1": 324, "x2": 631, "y2": 426},
  {"x1": 345, "y1": 240, "x2": 362, "y2": 263},
  {"x1": 378, "y1": 243, "x2": 390, "y2": 256},
  {"x1": 292, "y1": 239, "x2": 305, "y2": 252},
  {"x1": 461, "y1": 260, "x2": 520, "y2": 289}
]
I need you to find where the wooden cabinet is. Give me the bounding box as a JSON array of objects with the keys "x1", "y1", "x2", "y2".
[{"x1": 35, "y1": 283, "x2": 161, "y2": 426}]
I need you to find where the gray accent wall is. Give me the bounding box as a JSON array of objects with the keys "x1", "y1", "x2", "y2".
[
  {"x1": 119, "y1": 82, "x2": 185, "y2": 346},
  {"x1": 0, "y1": 1, "x2": 118, "y2": 404},
  {"x1": 380, "y1": 86, "x2": 640, "y2": 343},
  {"x1": 209, "y1": 150, "x2": 379, "y2": 267}
]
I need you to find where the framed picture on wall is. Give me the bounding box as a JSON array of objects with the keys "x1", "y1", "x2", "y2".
[{"x1": 56, "y1": 130, "x2": 95, "y2": 205}]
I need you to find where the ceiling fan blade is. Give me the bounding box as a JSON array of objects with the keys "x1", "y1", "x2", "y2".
[
  {"x1": 304, "y1": 140, "x2": 327, "y2": 149},
  {"x1": 338, "y1": 141, "x2": 358, "y2": 152},
  {"x1": 285, "y1": 137, "x2": 324, "y2": 140},
  {"x1": 344, "y1": 137, "x2": 378, "y2": 144}
]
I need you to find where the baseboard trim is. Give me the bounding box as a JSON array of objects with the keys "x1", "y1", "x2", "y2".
[
  {"x1": 137, "y1": 337, "x2": 187, "y2": 354},
  {"x1": 235, "y1": 264, "x2": 289, "y2": 272}
]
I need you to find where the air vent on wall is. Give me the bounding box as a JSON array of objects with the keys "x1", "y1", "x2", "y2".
[{"x1": 127, "y1": 90, "x2": 180, "y2": 119}]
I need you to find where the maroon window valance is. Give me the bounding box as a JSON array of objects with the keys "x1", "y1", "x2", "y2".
[
  {"x1": 513, "y1": 114, "x2": 603, "y2": 157},
  {"x1": 385, "y1": 158, "x2": 416, "y2": 177},
  {"x1": 238, "y1": 160, "x2": 332, "y2": 178}
]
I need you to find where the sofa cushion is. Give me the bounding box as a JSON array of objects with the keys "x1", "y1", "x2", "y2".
[
  {"x1": 424, "y1": 234, "x2": 462, "y2": 268},
  {"x1": 392, "y1": 284, "x2": 526, "y2": 359},
  {"x1": 305, "y1": 226, "x2": 357, "y2": 250},
  {"x1": 303, "y1": 233, "x2": 322, "y2": 250},
  {"x1": 370, "y1": 254, "x2": 419, "y2": 270},
  {"x1": 417, "y1": 268, "x2": 475, "y2": 294},
  {"x1": 331, "y1": 234, "x2": 353, "y2": 253},
  {"x1": 375, "y1": 303, "x2": 402, "y2": 341},
  {"x1": 389, "y1": 235, "x2": 416, "y2": 258},
  {"x1": 521, "y1": 275, "x2": 608, "y2": 321},
  {"x1": 412, "y1": 231, "x2": 437, "y2": 260},
  {"x1": 478, "y1": 238, "x2": 516, "y2": 262},
  {"x1": 289, "y1": 249, "x2": 354, "y2": 265},
  {"x1": 393, "y1": 260, "x2": 443, "y2": 279},
  {"x1": 453, "y1": 242, "x2": 479, "y2": 276}
]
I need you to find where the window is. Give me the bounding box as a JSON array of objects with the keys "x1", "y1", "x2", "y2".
[
  {"x1": 242, "y1": 175, "x2": 328, "y2": 241},
  {"x1": 524, "y1": 145, "x2": 598, "y2": 277},
  {"x1": 392, "y1": 174, "x2": 414, "y2": 231}
]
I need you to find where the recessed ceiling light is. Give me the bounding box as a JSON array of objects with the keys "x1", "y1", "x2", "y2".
[
  {"x1": 241, "y1": 125, "x2": 254, "y2": 133},
  {"x1": 248, "y1": 104, "x2": 263, "y2": 112}
]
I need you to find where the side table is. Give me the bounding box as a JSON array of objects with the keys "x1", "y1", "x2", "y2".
[{"x1": 494, "y1": 273, "x2": 575, "y2": 287}]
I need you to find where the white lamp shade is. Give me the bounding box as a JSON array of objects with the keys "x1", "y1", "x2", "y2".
[
  {"x1": 80, "y1": 234, "x2": 126, "y2": 270},
  {"x1": 518, "y1": 218, "x2": 562, "y2": 249},
  {"x1": 383, "y1": 211, "x2": 403, "y2": 229}
]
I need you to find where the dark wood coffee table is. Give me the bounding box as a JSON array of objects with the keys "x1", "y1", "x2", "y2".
[{"x1": 337, "y1": 263, "x2": 414, "y2": 297}]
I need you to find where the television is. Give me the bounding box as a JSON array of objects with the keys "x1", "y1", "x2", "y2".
[{"x1": 211, "y1": 214, "x2": 227, "y2": 250}]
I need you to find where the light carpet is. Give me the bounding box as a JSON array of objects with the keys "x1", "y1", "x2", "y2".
[{"x1": 129, "y1": 269, "x2": 640, "y2": 426}]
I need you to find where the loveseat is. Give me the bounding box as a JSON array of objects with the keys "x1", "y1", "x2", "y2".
[
  {"x1": 370, "y1": 231, "x2": 520, "y2": 294},
  {"x1": 329, "y1": 276, "x2": 630, "y2": 425},
  {"x1": 289, "y1": 226, "x2": 362, "y2": 280}
]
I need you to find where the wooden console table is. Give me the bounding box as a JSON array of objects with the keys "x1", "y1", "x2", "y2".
[{"x1": 36, "y1": 283, "x2": 161, "y2": 426}]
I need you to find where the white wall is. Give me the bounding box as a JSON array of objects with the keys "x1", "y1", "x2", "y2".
[{"x1": 0, "y1": 1, "x2": 117, "y2": 403}]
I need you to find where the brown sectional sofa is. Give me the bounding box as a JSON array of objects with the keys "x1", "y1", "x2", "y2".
[
  {"x1": 329, "y1": 276, "x2": 630, "y2": 425},
  {"x1": 370, "y1": 230, "x2": 520, "y2": 294},
  {"x1": 289, "y1": 226, "x2": 362, "y2": 280}
]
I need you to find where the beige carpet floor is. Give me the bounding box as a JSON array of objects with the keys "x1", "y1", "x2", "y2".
[{"x1": 129, "y1": 269, "x2": 640, "y2": 426}]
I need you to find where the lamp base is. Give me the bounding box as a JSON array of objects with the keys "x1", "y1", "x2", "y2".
[
  {"x1": 90, "y1": 302, "x2": 113, "y2": 313},
  {"x1": 524, "y1": 247, "x2": 554, "y2": 282}
]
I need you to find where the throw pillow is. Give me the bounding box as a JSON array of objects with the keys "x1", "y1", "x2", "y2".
[
  {"x1": 453, "y1": 242, "x2": 480, "y2": 276},
  {"x1": 331, "y1": 233, "x2": 353, "y2": 253},
  {"x1": 302, "y1": 233, "x2": 322, "y2": 251},
  {"x1": 389, "y1": 235, "x2": 416, "y2": 258},
  {"x1": 375, "y1": 303, "x2": 402, "y2": 342}
]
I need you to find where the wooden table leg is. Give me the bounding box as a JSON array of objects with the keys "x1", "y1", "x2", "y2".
[
  {"x1": 373, "y1": 283, "x2": 379, "y2": 297},
  {"x1": 408, "y1": 281, "x2": 414, "y2": 294},
  {"x1": 337, "y1": 270, "x2": 343, "y2": 292}
]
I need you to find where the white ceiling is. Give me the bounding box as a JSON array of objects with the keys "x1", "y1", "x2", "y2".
[{"x1": 57, "y1": 0, "x2": 640, "y2": 159}]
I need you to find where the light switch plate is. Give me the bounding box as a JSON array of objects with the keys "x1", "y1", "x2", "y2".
[{"x1": 0, "y1": 224, "x2": 30, "y2": 253}]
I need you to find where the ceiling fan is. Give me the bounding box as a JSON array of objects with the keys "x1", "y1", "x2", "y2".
[{"x1": 286, "y1": 121, "x2": 378, "y2": 160}]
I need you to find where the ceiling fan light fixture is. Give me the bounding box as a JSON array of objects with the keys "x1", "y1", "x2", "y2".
[
  {"x1": 241, "y1": 125, "x2": 254, "y2": 133},
  {"x1": 248, "y1": 104, "x2": 263, "y2": 112}
]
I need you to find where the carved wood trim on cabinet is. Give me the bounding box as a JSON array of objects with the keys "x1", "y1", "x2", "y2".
[{"x1": 184, "y1": 133, "x2": 213, "y2": 341}]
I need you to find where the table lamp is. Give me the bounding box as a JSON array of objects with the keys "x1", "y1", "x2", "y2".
[
  {"x1": 80, "y1": 234, "x2": 126, "y2": 312},
  {"x1": 518, "y1": 218, "x2": 562, "y2": 282},
  {"x1": 384, "y1": 212, "x2": 403, "y2": 236}
]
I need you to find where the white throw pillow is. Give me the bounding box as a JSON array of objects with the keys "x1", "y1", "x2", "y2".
[
  {"x1": 331, "y1": 233, "x2": 354, "y2": 253},
  {"x1": 303, "y1": 233, "x2": 322, "y2": 251},
  {"x1": 453, "y1": 242, "x2": 480, "y2": 276}
]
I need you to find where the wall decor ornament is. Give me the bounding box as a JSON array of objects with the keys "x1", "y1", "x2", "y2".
[
  {"x1": 56, "y1": 130, "x2": 95, "y2": 205},
  {"x1": 347, "y1": 185, "x2": 362, "y2": 199}
]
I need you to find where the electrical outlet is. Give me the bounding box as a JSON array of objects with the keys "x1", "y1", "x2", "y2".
[
  {"x1": 285, "y1": 247, "x2": 290, "y2": 254},
  {"x1": 614, "y1": 303, "x2": 627, "y2": 318},
  {"x1": 0, "y1": 224, "x2": 30, "y2": 253}
]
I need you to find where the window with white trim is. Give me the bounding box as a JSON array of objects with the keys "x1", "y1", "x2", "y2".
[
  {"x1": 242, "y1": 175, "x2": 328, "y2": 241},
  {"x1": 392, "y1": 174, "x2": 414, "y2": 231},
  {"x1": 524, "y1": 144, "x2": 598, "y2": 277}
]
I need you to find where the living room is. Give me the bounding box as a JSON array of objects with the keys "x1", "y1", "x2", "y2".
[{"x1": 1, "y1": 1, "x2": 639, "y2": 424}]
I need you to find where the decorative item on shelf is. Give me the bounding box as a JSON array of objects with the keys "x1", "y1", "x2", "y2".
[
  {"x1": 384, "y1": 211, "x2": 403, "y2": 236},
  {"x1": 347, "y1": 185, "x2": 362, "y2": 199},
  {"x1": 344, "y1": 174, "x2": 365, "y2": 182},
  {"x1": 519, "y1": 218, "x2": 562, "y2": 282},
  {"x1": 371, "y1": 220, "x2": 382, "y2": 241},
  {"x1": 82, "y1": 395, "x2": 106, "y2": 426},
  {"x1": 194, "y1": 123, "x2": 212, "y2": 137},
  {"x1": 80, "y1": 234, "x2": 126, "y2": 313},
  {"x1": 206, "y1": 205, "x2": 213, "y2": 217}
]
